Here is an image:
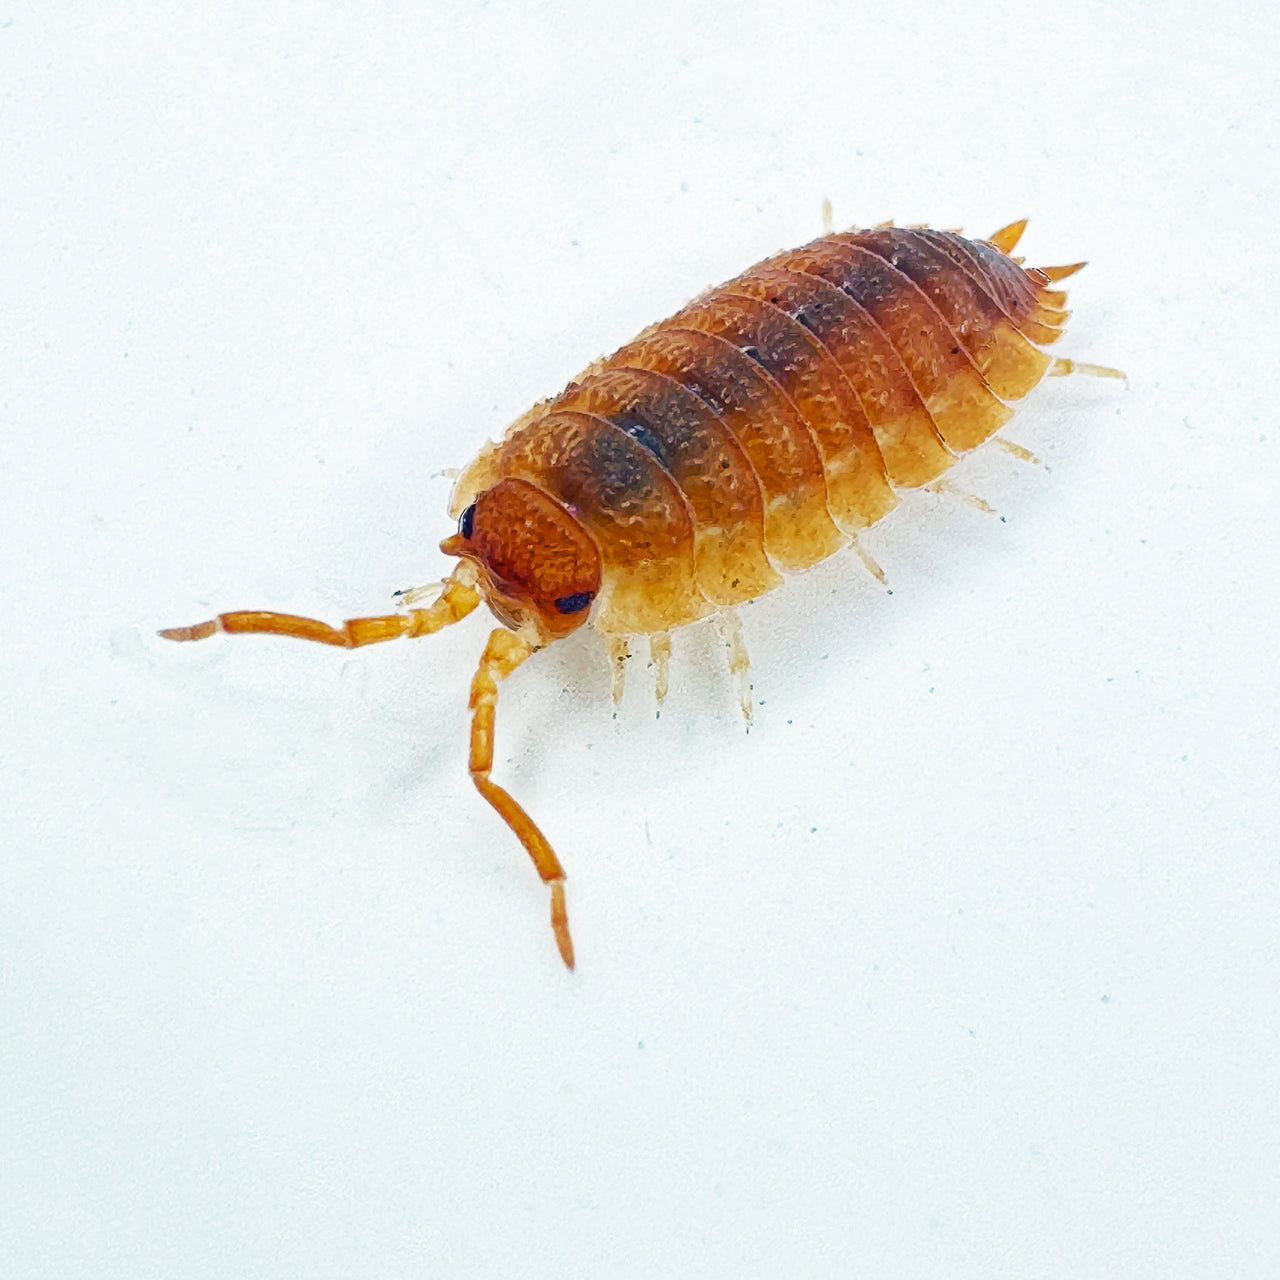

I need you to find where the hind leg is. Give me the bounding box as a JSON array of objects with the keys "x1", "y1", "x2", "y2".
[
  {"x1": 1048, "y1": 357, "x2": 1126, "y2": 381},
  {"x1": 716, "y1": 610, "x2": 753, "y2": 726}
]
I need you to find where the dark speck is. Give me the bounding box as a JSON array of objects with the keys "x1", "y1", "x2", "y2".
[{"x1": 607, "y1": 414, "x2": 669, "y2": 470}]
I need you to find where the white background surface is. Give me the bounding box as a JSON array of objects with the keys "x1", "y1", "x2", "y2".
[{"x1": 3, "y1": 3, "x2": 1277, "y2": 1276}]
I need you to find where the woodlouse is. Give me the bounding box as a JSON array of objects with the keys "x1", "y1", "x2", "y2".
[{"x1": 162, "y1": 218, "x2": 1120, "y2": 969}]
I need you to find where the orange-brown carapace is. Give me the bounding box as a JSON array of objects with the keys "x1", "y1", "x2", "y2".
[{"x1": 161, "y1": 219, "x2": 1120, "y2": 970}]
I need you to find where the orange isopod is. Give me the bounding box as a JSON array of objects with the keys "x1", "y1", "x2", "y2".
[{"x1": 162, "y1": 218, "x2": 1120, "y2": 969}]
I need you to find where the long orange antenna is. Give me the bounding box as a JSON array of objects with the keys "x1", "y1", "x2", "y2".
[
  {"x1": 159, "y1": 565, "x2": 483, "y2": 648},
  {"x1": 468, "y1": 628, "x2": 575, "y2": 969},
  {"x1": 161, "y1": 567, "x2": 576, "y2": 969}
]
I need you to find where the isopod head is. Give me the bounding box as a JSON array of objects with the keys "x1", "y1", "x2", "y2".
[{"x1": 442, "y1": 477, "x2": 601, "y2": 644}]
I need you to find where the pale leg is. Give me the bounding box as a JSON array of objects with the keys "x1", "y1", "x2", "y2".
[
  {"x1": 716, "y1": 610, "x2": 753, "y2": 726},
  {"x1": 649, "y1": 632, "x2": 671, "y2": 708}
]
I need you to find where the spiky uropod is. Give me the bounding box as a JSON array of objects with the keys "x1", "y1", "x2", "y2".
[{"x1": 162, "y1": 219, "x2": 1119, "y2": 969}]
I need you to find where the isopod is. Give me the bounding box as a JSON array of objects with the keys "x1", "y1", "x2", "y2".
[{"x1": 162, "y1": 218, "x2": 1121, "y2": 969}]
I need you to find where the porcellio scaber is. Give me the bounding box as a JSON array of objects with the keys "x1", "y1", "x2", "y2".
[{"x1": 162, "y1": 218, "x2": 1120, "y2": 969}]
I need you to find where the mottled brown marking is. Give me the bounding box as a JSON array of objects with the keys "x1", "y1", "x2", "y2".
[{"x1": 161, "y1": 219, "x2": 1112, "y2": 971}]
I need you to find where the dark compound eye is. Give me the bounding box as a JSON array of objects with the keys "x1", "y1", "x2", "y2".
[
  {"x1": 458, "y1": 503, "x2": 476, "y2": 539},
  {"x1": 554, "y1": 591, "x2": 594, "y2": 615}
]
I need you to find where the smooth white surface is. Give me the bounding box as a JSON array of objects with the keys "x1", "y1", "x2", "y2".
[{"x1": 3, "y1": 3, "x2": 1278, "y2": 1276}]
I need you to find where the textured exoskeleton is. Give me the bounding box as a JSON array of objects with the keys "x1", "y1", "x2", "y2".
[{"x1": 163, "y1": 220, "x2": 1119, "y2": 969}]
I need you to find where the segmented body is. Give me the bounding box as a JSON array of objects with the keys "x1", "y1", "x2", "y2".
[
  {"x1": 162, "y1": 219, "x2": 1111, "y2": 970},
  {"x1": 450, "y1": 225, "x2": 1073, "y2": 637}
]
